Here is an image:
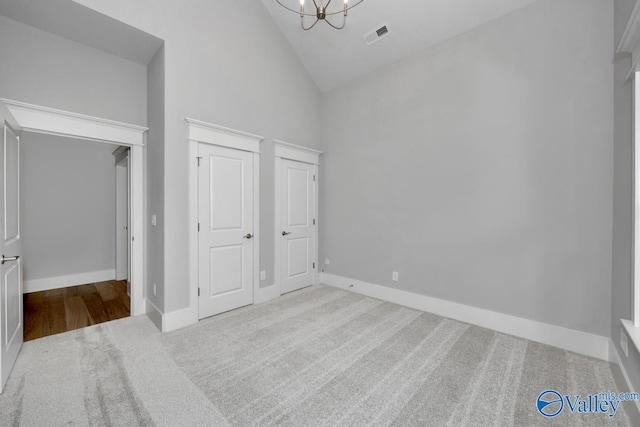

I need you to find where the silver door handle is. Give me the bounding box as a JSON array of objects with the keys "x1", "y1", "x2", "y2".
[
  {"x1": 1, "y1": 255, "x2": 19, "y2": 265},
  {"x1": 243, "y1": 233, "x2": 253, "y2": 239},
  {"x1": 282, "y1": 231, "x2": 291, "y2": 236}
]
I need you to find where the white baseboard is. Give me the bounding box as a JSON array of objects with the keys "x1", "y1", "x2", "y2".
[
  {"x1": 24, "y1": 269, "x2": 116, "y2": 293},
  {"x1": 609, "y1": 340, "x2": 640, "y2": 416},
  {"x1": 146, "y1": 286, "x2": 280, "y2": 334},
  {"x1": 320, "y1": 273, "x2": 611, "y2": 361},
  {"x1": 145, "y1": 298, "x2": 197, "y2": 333},
  {"x1": 145, "y1": 298, "x2": 163, "y2": 331},
  {"x1": 255, "y1": 284, "x2": 279, "y2": 304},
  {"x1": 163, "y1": 306, "x2": 197, "y2": 332}
]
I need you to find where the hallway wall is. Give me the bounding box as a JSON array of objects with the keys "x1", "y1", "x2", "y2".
[{"x1": 21, "y1": 133, "x2": 117, "y2": 291}]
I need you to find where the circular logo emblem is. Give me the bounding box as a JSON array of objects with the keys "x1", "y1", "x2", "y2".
[{"x1": 537, "y1": 390, "x2": 564, "y2": 417}]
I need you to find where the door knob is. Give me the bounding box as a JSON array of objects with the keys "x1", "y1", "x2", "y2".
[
  {"x1": 243, "y1": 233, "x2": 253, "y2": 239},
  {"x1": 282, "y1": 231, "x2": 291, "y2": 236},
  {"x1": 1, "y1": 255, "x2": 19, "y2": 265}
]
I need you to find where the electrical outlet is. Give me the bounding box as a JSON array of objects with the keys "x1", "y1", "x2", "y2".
[
  {"x1": 260, "y1": 270, "x2": 266, "y2": 281},
  {"x1": 621, "y1": 327, "x2": 629, "y2": 358},
  {"x1": 153, "y1": 283, "x2": 157, "y2": 297},
  {"x1": 392, "y1": 271, "x2": 399, "y2": 282},
  {"x1": 325, "y1": 258, "x2": 331, "y2": 265},
  {"x1": 151, "y1": 214, "x2": 157, "y2": 227}
]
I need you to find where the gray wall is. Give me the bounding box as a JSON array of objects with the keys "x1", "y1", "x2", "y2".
[
  {"x1": 613, "y1": 0, "x2": 640, "y2": 392},
  {"x1": 146, "y1": 45, "x2": 165, "y2": 310},
  {"x1": 0, "y1": 15, "x2": 147, "y2": 125},
  {"x1": 0, "y1": 13, "x2": 146, "y2": 289},
  {"x1": 320, "y1": 0, "x2": 614, "y2": 336},
  {"x1": 73, "y1": 0, "x2": 323, "y2": 313},
  {"x1": 21, "y1": 133, "x2": 116, "y2": 281}
]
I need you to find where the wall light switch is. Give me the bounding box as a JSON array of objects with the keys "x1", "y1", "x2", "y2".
[
  {"x1": 260, "y1": 270, "x2": 266, "y2": 281},
  {"x1": 151, "y1": 214, "x2": 157, "y2": 227},
  {"x1": 325, "y1": 258, "x2": 331, "y2": 265}
]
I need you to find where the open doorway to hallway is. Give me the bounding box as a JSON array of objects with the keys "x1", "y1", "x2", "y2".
[
  {"x1": 23, "y1": 280, "x2": 129, "y2": 341},
  {"x1": 20, "y1": 132, "x2": 131, "y2": 340}
]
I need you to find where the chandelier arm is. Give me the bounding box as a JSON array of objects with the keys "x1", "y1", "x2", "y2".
[
  {"x1": 325, "y1": 0, "x2": 365, "y2": 15},
  {"x1": 275, "y1": 0, "x2": 365, "y2": 28},
  {"x1": 274, "y1": 0, "x2": 317, "y2": 16},
  {"x1": 301, "y1": 17, "x2": 320, "y2": 30},
  {"x1": 324, "y1": 14, "x2": 346, "y2": 30}
]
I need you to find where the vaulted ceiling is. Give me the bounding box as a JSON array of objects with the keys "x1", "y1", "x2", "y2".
[
  {"x1": 260, "y1": 0, "x2": 540, "y2": 91},
  {"x1": 0, "y1": 0, "x2": 540, "y2": 92}
]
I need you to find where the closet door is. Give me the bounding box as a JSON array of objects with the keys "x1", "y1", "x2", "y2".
[
  {"x1": 279, "y1": 159, "x2": 315, "y2": 294},
  {"x1": 198, "y1": 143, "x2": 254, "y2": 318}
]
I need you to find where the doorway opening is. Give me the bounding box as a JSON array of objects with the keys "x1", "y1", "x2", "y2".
[
  {"x1": 20, "y1": 134, "x2": 132, "y2": 340},
  {"x1": 1, "y1": 98, "x2": 146, "y2": 337}
]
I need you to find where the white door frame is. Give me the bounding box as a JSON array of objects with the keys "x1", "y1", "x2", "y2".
[
  {"x1": 0, "y1": 99, "x2": 147, "y2": 316},
  {"x1": 273, "y1": 140, "x2": 322, "y2": 296},
  {"x1": 186, "y1": 118, "x2": 263, "y2": 328}
]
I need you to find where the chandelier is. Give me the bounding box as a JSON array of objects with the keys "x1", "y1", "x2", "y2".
[{"x1": 274, "y1": 0, "x2": 366, "y2": 30}]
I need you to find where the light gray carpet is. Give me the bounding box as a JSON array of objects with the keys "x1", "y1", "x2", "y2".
[{"x1": 0, "y1": 285, "x2": 633, "y2": 426}]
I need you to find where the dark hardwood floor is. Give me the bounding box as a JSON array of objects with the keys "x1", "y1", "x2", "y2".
[{"x1": 24, "y1": 280, "x2": 130, "y2": 341}]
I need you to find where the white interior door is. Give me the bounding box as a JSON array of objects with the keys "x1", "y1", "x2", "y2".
[
  {"x1": 198, "y1": 143, "x2": 254, "y2": 319},
  {"x1": 115, "y1": 157, "x2": 128, "y2": 282},
  {"x1": 0, "y1": 105, "x2": 22, "y2": 393},
  {"x1": 280, "y1": 159, "x2": 315, "y2": 294}
]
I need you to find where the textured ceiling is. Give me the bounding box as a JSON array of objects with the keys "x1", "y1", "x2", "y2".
[{"x1": 260, "y1": 0, "x2": 540, "y2": 92}]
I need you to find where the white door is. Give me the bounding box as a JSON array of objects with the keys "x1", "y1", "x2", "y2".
[
  {"x1": 115, "y1": 158, "x2": 128, "y2": 282},
  {"x1": 280, "y1": 159, "x2": 315, "y2": 294},
  {"x1": 0, "y1": 104, "x2": 22, "y2": 393},
  {"x1": 198, "y1": 143, "x2": 254, "y2": 319}
]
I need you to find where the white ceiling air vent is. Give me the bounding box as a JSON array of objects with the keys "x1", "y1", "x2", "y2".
[{"x1": 364, "y1": 24, "x2": 391, "y2": 46}]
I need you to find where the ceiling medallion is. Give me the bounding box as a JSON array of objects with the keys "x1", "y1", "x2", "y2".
[{"x1": 274, "y1": 0, "x2": 366, "y2": 30}]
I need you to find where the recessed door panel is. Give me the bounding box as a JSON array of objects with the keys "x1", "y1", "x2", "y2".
[
  {"x1": 287, "y1": 168, "x2": 308, "y2": 227},
  {"x1": 209, "y1": 245, "x2": 243, "y2": 297},
  {"x1": 210, "y1": 156, "x2": 243, "y2": 231},
  {"x1": 3, "y1": 262, "x2": 20, "y2": 348},
  {"x1": 4, "y1": 130, "x2": 18, "y2": 243},
  {"x1": 287, "y1": 238, "x2": 309, "y2": 278}
]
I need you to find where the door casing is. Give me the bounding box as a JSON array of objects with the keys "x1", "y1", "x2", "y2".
[
  {"x1": 186, "y1": 119, "x2": 262, "y2": 331},
  {"x1": 0, "y1": 99, "x2": 147, "y2": 316}
]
